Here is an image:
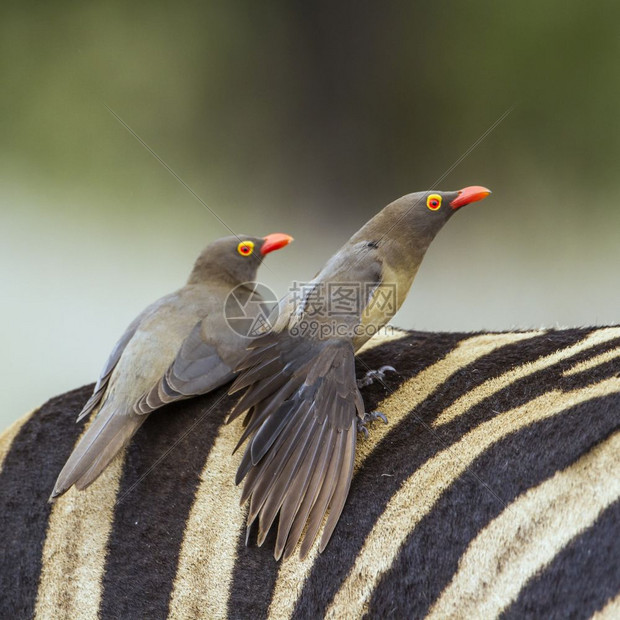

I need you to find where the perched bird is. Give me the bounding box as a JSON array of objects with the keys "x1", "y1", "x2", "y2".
[
  {"x1": 50, "y1": 233, "x2": 293, "y2": 500},
  {"x1": 228, "y1": 186, "x2": 491, "y2": 559}
]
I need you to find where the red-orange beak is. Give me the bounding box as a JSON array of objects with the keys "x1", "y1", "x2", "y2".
[
  {"x1": 261, "y1": 233, "x2": 294, "y2": 255},
  {"x1": 450, "y1": 186, "x2": 492, "y2": 209}
]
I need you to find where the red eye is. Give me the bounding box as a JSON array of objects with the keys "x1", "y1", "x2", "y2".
[
  {"x1": 237, "y1": 240, "x2": 255, "y2": 256},
  {"x1": 426, "y1": 194, "x2": 442, "y2": 210}
]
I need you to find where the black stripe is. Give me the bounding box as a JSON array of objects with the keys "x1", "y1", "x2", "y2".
[
  {"x1": 365, "y1": 395, "x2": 620, "y2": 618},
  {"x1": 99, "y1": 386, "x2": 235, "y2": 619},
  {"x1": 503, "y1": 500, "x2": 620, "y2": 619},
  {"x1": 226, "y1": 516, "x2": 282, "y2": 620},
  {"x1": 0, "y1": 386, "x2": 90, "y2": 618},
  {"x1": 289, "y1": 327, "x2": 606, "y2": 617}
]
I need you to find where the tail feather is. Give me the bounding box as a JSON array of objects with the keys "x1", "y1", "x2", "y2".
[
  {"x1": 50, "y1": 408, "x2": 145, "y2": 500},
  {"x1": 75, "y1": 383, "x2": 107, "y2": 422}
]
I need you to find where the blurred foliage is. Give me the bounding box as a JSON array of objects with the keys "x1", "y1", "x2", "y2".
[
  {"x1": 4, "y1": 1, "x2": 620, "y2": 209},
  {"x1": 2, "y1": 0, "x2": 620, "y2": 423}
]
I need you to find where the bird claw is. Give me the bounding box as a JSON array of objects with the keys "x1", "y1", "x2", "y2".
[
  {"x1": 357, "y1": 365, "x2": 396, "y2": 388},
  {"x1": 357, "y1": 411, "x2": 389, "y2": 438}
]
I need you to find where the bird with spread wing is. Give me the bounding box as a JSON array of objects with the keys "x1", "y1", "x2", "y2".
[{"x1": 229, "y1": 187, "x2": 491, "y2": 559}]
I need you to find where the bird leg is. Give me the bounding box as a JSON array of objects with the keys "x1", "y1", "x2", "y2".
[
  {"x1": 357, "y1": 365, "x2": 396, "y2": 388},
  {"x1": 357, "y1": 411, "x2": 388, "y2": 439}
]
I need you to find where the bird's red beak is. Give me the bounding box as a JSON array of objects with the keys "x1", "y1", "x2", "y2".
[
  {"x1": 261, "y1": 233, "x2": 294, "y2": 255},
  {"x1": 450, "y1": 186, "x2": 492, "y2": 209}
]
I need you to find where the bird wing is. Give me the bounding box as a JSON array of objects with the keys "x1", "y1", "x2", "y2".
[
  {"x1": 134, "y1": 319, "x2": 236, "y2": 415},
  {"x1": 227, "y1": 243, "x2": 384, "y2": 558},
  {"x1": 76, "y1": 314, "x2": 144, "y2": 422},
  {"x1": 53, "y1": 301, "x2": 237, "y2": 499},
  {"x1": 228, "y1": 334, "x2": 364, "y2": 559}
]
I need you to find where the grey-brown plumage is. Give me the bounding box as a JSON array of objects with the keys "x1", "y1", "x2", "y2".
[
  {"x1": 50, "y1": 233, "x2": 293, "y2": 500},
  {"x1": 229, "y1": 186, "x2": 491, "y2": 559}
]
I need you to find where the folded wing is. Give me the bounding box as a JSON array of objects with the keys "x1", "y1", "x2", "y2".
[{"x1": 134, "y1": 321, "x2": 235, "y2": 414}]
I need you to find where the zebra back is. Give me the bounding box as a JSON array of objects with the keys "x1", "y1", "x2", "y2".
[{"x1": 1, "y1": 327, "x2": 619, "y2": 619}]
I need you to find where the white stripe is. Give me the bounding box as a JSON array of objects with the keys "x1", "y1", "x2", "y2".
[
  {"x1": 0, "y1": 409, "x2": 36, "y2": 473},
  {"x1": 168, "y1": 417, "x2": 245, "y2": 619},
  {"x1": 563, "y1": 345, "x2": 620, "y2": 376}
]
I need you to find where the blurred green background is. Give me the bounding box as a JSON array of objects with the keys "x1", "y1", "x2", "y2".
[{"x1": 2, "y1": 1, "x2": 620, "y2": 427}]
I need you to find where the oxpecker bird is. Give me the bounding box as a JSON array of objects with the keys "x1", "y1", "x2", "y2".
[
  {"x1": 229, "y1": 187, "x2": 491, "y2": 558},
  {"x1": 51, "y1": 233, "x2": 293, "y2": 499}
]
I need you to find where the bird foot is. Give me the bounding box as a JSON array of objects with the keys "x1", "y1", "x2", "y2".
[
  {"x1": 357, "y1": 411, "x2": 388, "y2": 439},
  {"x1": 357, "y1": 365, "x2": 396, "y2": 388}
]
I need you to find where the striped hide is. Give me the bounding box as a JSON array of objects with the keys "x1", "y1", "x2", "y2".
[{"x1": 1, "y1": 326, "x2": 619, "y2": 619}]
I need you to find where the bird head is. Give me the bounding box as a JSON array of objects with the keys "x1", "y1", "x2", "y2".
[
  {"x1": 396, "y1": 185, "x2": 491, "y2": 235},
  {"x1": 189, "y1": 233, "x2": 294, "y2": 285},
  {"x1": 348, "y1": 185, "x2": 491, "y2": 281},
  {"x1": 360, "y1": 185, "x2": 491, "y2": 250}
]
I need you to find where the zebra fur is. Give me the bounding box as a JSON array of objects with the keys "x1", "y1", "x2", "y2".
[{"x1": 1, "y1": 327, "x2": 619, "y2": 619}]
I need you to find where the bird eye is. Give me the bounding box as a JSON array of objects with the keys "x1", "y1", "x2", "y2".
[
  {"x1": 237, "y1": 240, "x2": 255, "y2": 256},
  {"x1": 427, "y1": 194, "x2": 442, "y2": 210}
]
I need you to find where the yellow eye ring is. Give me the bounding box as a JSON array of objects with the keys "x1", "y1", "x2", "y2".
[
  {"x1": 427, "y1": 194, "x2": 442, "y2": 210},
  {"x1": 237, "y1": 240, "x2": 255, "y2": 256}
]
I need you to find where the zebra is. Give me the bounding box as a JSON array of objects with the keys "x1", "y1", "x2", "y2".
[{"x1": 1, "y1": 326, "x2": 619, "y2": 619}]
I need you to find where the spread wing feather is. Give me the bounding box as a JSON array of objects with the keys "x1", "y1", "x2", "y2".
[{"x1": 229, "y1": 334, "x2": 364, "y2": 559}]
